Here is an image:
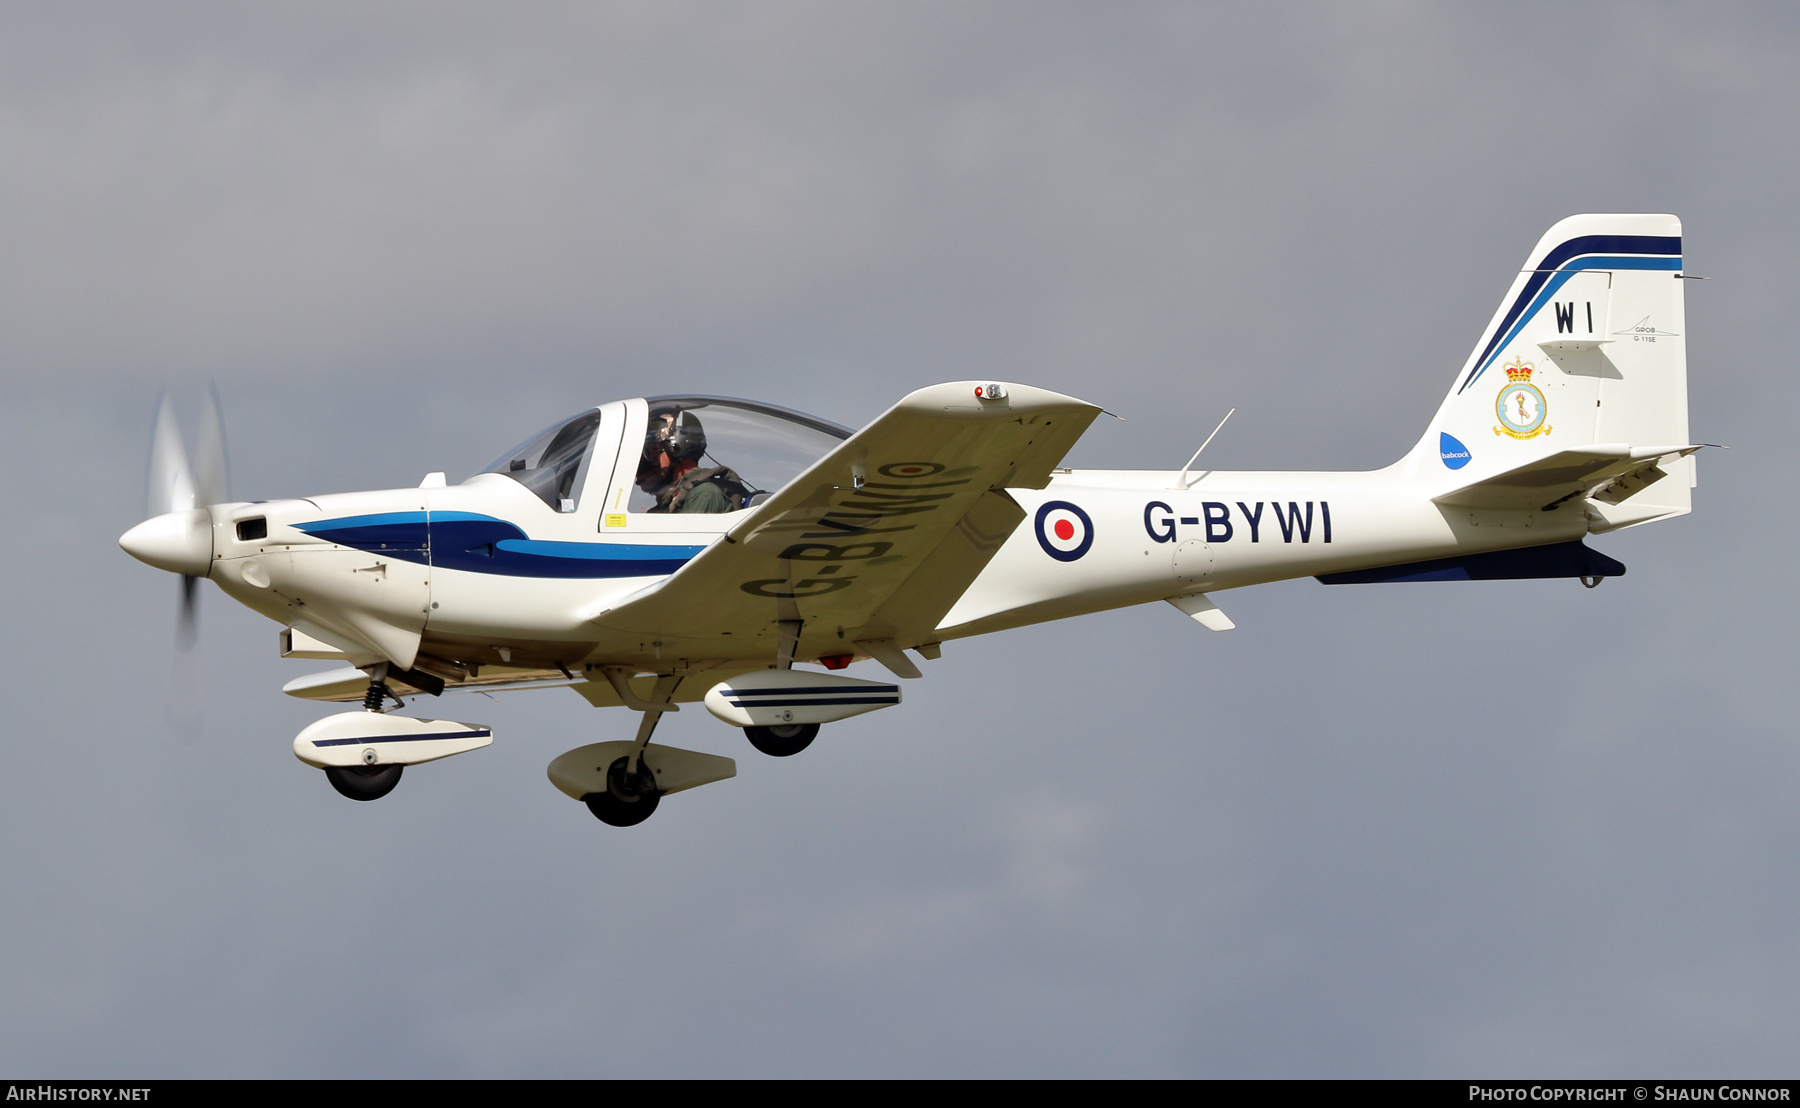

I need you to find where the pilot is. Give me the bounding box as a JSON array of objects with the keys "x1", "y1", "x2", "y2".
[{"x1": 636, "y1": 407, "x2": 746, "y2": 513}]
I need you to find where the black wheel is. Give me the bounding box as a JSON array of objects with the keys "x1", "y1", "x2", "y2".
[
  {"x1": 325, "y1": 763, "x2": 404, "y2": 801},
  {"x1": 743, "y1": 722, "x2": 819, "y2": 757},
  {"x1": 582, "y1": 756, "x2": 662, "y2": 827}
]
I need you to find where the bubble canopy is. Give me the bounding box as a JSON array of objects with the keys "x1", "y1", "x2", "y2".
[
  {"x1": 631, "y1": 396, "x2": 853, "y2": 513},
  {"x1": 476, "y1": 395, "x2": 852, "y2": 514},
  {"x1": 476, "y1": 408, "x2": 603, "y2": 513}
]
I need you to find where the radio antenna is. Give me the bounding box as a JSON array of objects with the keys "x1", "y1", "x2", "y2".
[{"x1": 1175, "y1": 408, "x2": 1235, "y2": 490}]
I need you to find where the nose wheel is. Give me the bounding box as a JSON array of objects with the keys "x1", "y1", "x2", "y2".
[
  {"x1": 582, "y1": 756, "x2": 663, "y2": 826},
  {"x1": 743, "y1": 723, "x2": 819, "y2": 757}
]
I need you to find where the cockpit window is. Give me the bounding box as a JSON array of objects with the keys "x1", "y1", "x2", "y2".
[
  {"x1": 478, "y1": 408, "x2": 602, "y2": 512},
  {"x1": 631, "y1": 396, "x2": 851, "y2": 514}
]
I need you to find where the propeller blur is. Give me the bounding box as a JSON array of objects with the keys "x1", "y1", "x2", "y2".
[{"x1": 129, "y1": 389, "x2": 229, "y2": 652}]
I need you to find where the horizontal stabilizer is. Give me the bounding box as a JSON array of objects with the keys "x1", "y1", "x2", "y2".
[
  {"x1": 1433, "y1": 444, "x2": 1698, "y2": 512},
  {"x1": 1317, "y1": 540, "x2": 1624, "y2": 584}
]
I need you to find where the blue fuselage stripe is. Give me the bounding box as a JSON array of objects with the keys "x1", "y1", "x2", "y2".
[{"x1": 292, "y1": 512, "x2": 704, "y2": 579}]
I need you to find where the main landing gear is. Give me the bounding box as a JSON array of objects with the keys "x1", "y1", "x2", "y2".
[
  {"x1": 739, "y1": 618, "x2": 823, "y2": 758},
  {"x1": 326, "y1": 763, "x2": 404, "y2": 801},
  {"x1": 578, "y1": 672, "x2": 680, "y2": 826},
  {"x1": 583, "y1": 756, "x2": 661, "y2": 826},
  {"x1": 554, "y1": 671, "x2": 750, "y2": 826},
  {"x1": 743, "y1": 723, "x2": 819, "y2": 757}
]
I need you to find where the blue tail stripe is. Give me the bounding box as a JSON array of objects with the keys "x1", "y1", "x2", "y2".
[{"x1": 1458, "y1": 235, "x2": 1681, "y2": 394}]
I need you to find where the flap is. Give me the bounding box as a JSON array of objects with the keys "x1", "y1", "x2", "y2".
[{"x1": 283, "y1": 664, "x2": 581, "y2": 702}]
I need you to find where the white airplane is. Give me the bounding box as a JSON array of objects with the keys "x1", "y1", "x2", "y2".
[{"x1": 121, "y1": 213, "x2": 1700, "y2": 827}]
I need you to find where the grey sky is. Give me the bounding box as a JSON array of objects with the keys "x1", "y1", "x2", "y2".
[{"x1": 1, "y1": 1, "x2": 1794, "y2": 1076}]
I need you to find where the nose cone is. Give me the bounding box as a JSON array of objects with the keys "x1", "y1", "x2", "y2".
[{"x1": 120, "y1": 508, "x2": 214, "y2": 576}]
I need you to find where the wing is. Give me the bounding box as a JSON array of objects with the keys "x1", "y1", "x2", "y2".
[
  {"x1": 589, "y1": 381, "x2": 1101, "y2": 647},
  {"x1": 1433, "y1": 443, "x2": 1699, "y2": 512}
]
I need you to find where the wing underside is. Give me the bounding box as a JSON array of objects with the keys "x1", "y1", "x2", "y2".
[{"x1": 282, "y1": 663, "x2": 763, "y2": 705}]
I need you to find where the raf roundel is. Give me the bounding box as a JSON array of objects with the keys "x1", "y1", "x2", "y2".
[{"x1": 1034, "y1": 501, "x2": 1094, "y2": 562}]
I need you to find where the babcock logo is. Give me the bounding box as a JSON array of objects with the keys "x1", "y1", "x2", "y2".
[
  {"x1": 1034, "y1": 501, "x2": 1094, "y2": 561},
  {"x1": 1440, "y1": 432, "x2": 1472, "y2": 470}
]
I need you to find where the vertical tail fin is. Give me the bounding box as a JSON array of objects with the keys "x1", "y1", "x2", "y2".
[{"x1": 1406, "y1": 214, "x2": 1693, "y2": 526}]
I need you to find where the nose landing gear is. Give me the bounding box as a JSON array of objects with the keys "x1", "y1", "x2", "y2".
[{"x1": 293, "y1": 663, "x2": 495, "y2": 803}]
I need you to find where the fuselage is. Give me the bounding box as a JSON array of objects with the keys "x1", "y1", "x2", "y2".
[{"x1": 198, "y1": 453, "x2": 1579, "y2": 677}]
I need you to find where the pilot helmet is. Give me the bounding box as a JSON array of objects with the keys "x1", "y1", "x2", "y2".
[
  {"x1": 643, "y1": 407, "x2": 677, "y2": 462},
  {"x1": 663, "y1": 409, "x2": 707, "y2": 462}
]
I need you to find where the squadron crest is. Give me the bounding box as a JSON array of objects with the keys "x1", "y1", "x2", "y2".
[{"x1": 1494, "y1": 359, "x2": 1551, "y2": 440}]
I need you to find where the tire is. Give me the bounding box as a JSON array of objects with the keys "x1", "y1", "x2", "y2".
[
  {"x1": 582, "y1": 756, "x2": 662, "y2": 827},
  {"x1": 743, "y1": 723, "x2": 819, "y2": 757},
  {"x1": 325, "y1": 763, "x2": 404, "y2": 801}
]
